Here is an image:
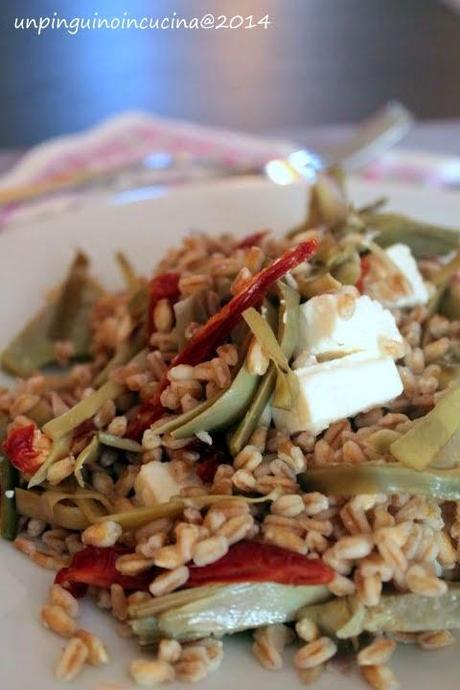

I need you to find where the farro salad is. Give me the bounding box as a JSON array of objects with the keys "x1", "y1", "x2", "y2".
[{"x1": 2, "y1": 172, "x2": 460, "y2": 688}]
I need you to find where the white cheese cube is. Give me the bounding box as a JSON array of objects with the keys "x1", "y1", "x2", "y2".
[
  {"x1": 385, "y1": 243, "x2": 429, "y2": 308},
  {"x1": 297, "y1": 290, "x2": 403, "y2": 360},
  {"x1": 135, "y1": 461, "x2": 194, "y2": 506},
  {"x1": 273, "y1": 352, "x2": 403, "y2": 435}
]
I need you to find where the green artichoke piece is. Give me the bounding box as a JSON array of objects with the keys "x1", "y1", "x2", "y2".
[
  {"x1": 370, "y1": 212, "x2": 460, "y2": 258},
  {"x1": 1, "y1": 252, "x2": 102, "y2": 377},
  {"x1": 74, "y1": 435, "x2": 100, "y2": 488},
  {"x1": 43, "y1": 380, "x2": 123, "y2": 441},
  {"x1": 440, "y1": 279, "x2": 460, "y2": 321},
  {"x1": 165, "y1": 361, "x2": 259, "y2": 440},
  {"x1": 300, "y1": 463, "x2": 460, "y2": 501},
  {"x1": 298, "y1": 586, "x2": 460, "y2": 639},
  {"x1": 130, "y1": 582, "x2": 330, "y2": 643},
  {"x1": 229, "y1": 282, "x2": 299, "y2": 455},
  {"x1": 390, "y1": 384, "x2": 460, "y2": 470}
]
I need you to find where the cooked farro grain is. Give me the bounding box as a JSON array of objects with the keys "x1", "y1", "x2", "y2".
[
  {"x1": 55, "y1": 637, "x2": 88, "y2": 681},
  {"x1": 82, "y1": 520, "x2": 122, "y2": 548},
  {"x1": 26, "y1": 518, "x2": 47, "y2": 538},
  {"x1": 178, "y1": 645, "x2": 210, "y2": 666},
  {"x1": 41, "y1": 528, "x2": 69, "y2": 554},
  {"x1": 94, "y1": 399, "x2": 116, "y2": 429},
  {"x1": 110, "y1": 584, "x2": 128, "y2": 621},
  {"x1": 234, "y1": 445, "x2": 263, "y2": 471},
  {"x1": 158, "y1": 639, "x2": 182, "y2": 664},
  {"x1": 293, "y1": 637, "x2": 337, "y2": 669},
  {"x1": 149, "y1": 566, "x2": 189, "y2": 596},
  {"x1": 76, "y1": 629, "x2": 110, "y2": 666},
  {"x1": 153, "y1": 544, "x2": 186, "y2": 570},
  {"x1": 216, "y1": 514, "x2": 253, "y2": 545},
  {"x1": 47, "y1": 456, "x2": 75, "y2": 485},
  {"x1": 360, "y1": 664, "x2": 399, "y2": 690},
  {"x1": 355, "y1": 570, "x2": 382, "y2": 607},
  {"x1": 32, "y1": 551, "x2": 69, "y2": 571},
  {"x1": 49, "y1": 585, "x2": 79, "y2": 618},
  {"x1": 327, "y1": 572, "x2": 356, "y2": 596},
  {"x1": 92, "y1": 471, "x2": 115, "y2": 496},
  {"x1": 264, "y1": 525, "x2": 307, "y2": 555},
  {"x1": 232, "y1": 468, "x2": 257, "y2": 492},
  {"x1": 115, "y1": 553, "x2": 156, "y2": 576},
  {"x1": 127, "y1": 592, "x2": 152, "y2": 606},
  {"x1": 405, "y1": 564, "x2": 448, "y2": 597},
  {"x1": 358, "y1": 639, "x2": 396, "y2": 666},
  {"x1": 252, "y1": 623, "x2": 294, "y2": 671},
  {"x1": 41, "y1": 604, "x2": 78, "y2": 638},
  {"x1": 297, "y1": 666, "x2": 324, "y2": 685},
  {"x1": 333, "y1": 534, "x2": 374, "y2": 560},
  {"x1": 175, "y1": 659, "x2": 208, "y2": 683},
  {"x1": 107, "y1": 415, "x2": 128, "y2": 437},
  {"x1": 192, "y1": 536, "x2": 228, "y2": 567},
  {"x1": 417, "y1": 630, "x2": 456, "y2": 650},
  {"x1": 130, "y1": 658, "x2": 175, "y2": 686},
  {"x1": 295, "y1": 618, "x2": 319, "y2": 643},
  {"x1": 271, "y1": 494, "x2": 305, "y2": 517}
]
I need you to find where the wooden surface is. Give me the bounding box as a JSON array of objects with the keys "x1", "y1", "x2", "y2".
[{"x1": 1, "y1": 0, "x2": 460, "y2": 148}]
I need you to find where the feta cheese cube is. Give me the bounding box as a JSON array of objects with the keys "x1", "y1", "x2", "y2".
[
  {"x1": 135, "y1": 461, "x2": 195, "y2": 506},
  {"x1": 296, "y1": 289, "x2": 403, "y2": 360},
  {"x1": 385, "y1": 243, "x2": 429, "y2": 308},
  {"x1": 273, "y1": 352, "x2": 403, "y2": 435}
]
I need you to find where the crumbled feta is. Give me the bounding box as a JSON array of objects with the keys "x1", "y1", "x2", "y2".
[
  {"x1": 273, "y1": 352, "x2": 403, "y2": 435},
  {"x1": 296, "y1": 289, "x2": 404, "y2": 360},
  {"x1": 135, "y1": 461, "x2": 196, "y2": 506},
  {"x1": 385, "y1": 243, "x2": 429, "y2": 308}
]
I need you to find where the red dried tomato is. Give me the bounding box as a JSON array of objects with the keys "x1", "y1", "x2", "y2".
[
  {"x1": 193, "y1": 439, "x2": 230, "y2": 484},
  {"x1": 187, "y1": 541, "x2": 334, "y2": 587},
  {"x1": 55, "y1": 546, "x2": 153, "y2": 597},
  {"x1": 236, "y1": 230, "x2": 269, "y2": 249},
  {"x1": 2, "y1": 424, "x2": 40, "y2": 474},
  {"x1": 72, "y1": 419, "x2": 96, "y2": 444},
  {"x1": 127, "y1": 239, "x2": 318, "y2": 439}
]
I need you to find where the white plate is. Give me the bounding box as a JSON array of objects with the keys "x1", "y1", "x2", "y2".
[{"x1": 1, "y1": 176, "x2": 460, "y2": 690}]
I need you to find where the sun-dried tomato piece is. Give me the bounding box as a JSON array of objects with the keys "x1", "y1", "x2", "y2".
[
  {"x1": 127, "y1": 239, "x2": 318, "y2": 439},
  {"x1": 125, "y1": 401, "x2": 165, "y2": 442},
  {"x1": 72, "y1": 419, "x2": 96, "y2": 444},
  {"x1": 193, "y1": 439, "x2": 230, "y2": 484},
  {"x1": 187, "y1": 540, "x2": 334, "y2": 587},
  {"x1": 236, "y1": 230, "x2": 269, "y2": 249},
  {"x1": 55, "y1": 546, "x2": 152, "y2": 597},
  {"x1": 2, "y1": 424, "x2": 40, "y2": 474}
]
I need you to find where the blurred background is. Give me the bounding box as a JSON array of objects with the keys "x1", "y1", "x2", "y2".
[{"x1": 1, "y1": 0, "x2": 460, "y2": 149}]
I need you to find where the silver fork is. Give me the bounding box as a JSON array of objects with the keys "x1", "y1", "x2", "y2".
[{"x1": 264, "y1": 101, "x2": 413, "y2": 184}]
